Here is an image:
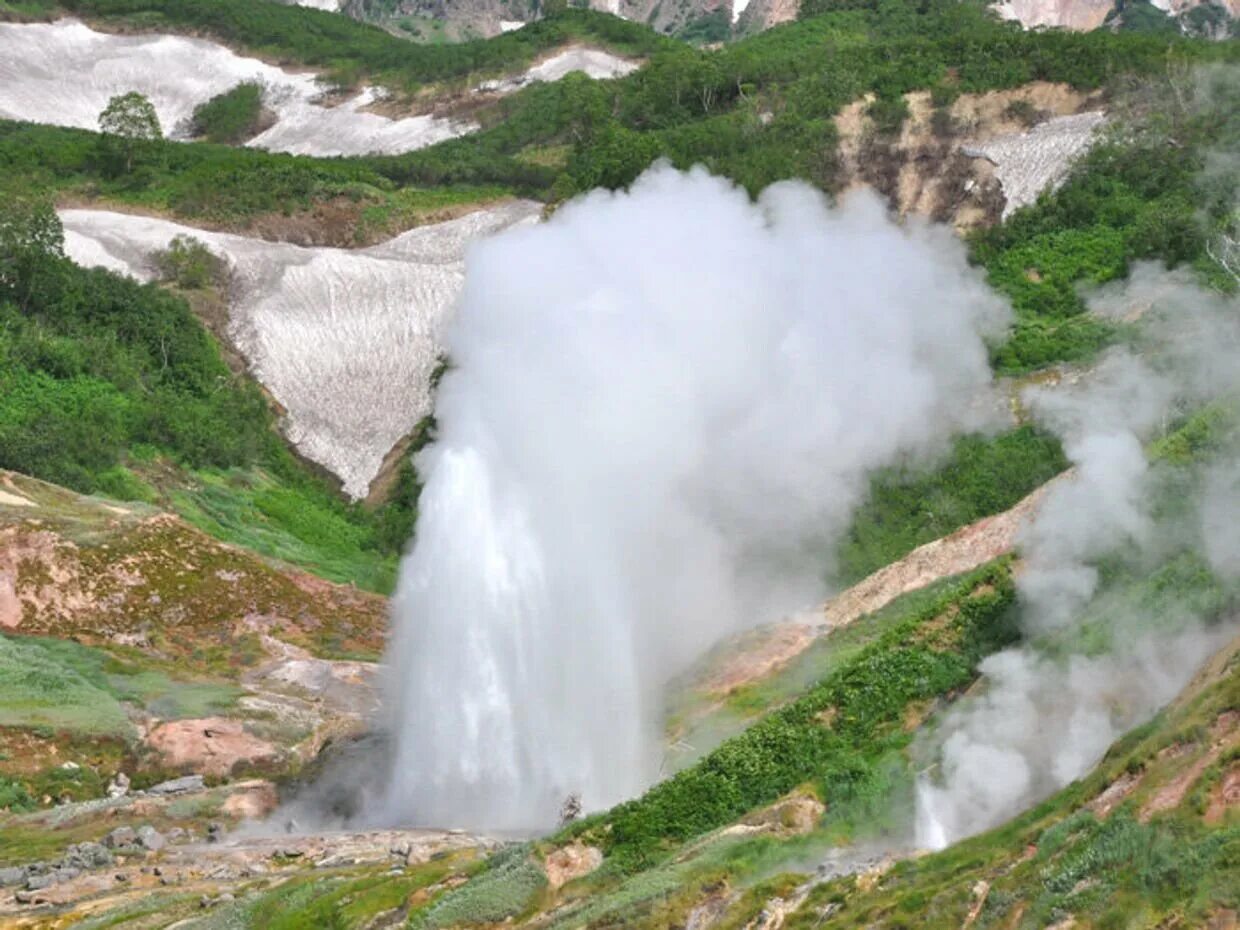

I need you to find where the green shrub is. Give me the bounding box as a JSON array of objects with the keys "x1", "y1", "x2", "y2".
[
  {"x1": 151, "y1": 234, "x2": 226, "y2": 290},
  {"x1": 1003, "y1": 98, "x2": 1044, "y2": 127},
  {"x1": 190, "y1": 82, "x2": 266, "y2": 144},
  {"x1": 412, "y1": 844, "x2": 547, "y2": 929},
  {"x1": 0, "y1": 776, "x2": 36, "y2": 813}
]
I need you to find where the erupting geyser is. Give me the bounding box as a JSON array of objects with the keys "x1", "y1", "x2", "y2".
[{"x1": 379, "y1": 165, "x2": 1010, "y2": 832}]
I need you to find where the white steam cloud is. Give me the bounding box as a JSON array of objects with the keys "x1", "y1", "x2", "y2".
[
  {"x1": 378, "y1": 165, "x2": 1009, "y2": 831},
  {"x1": 917, "y1": 268, "x2": 1240, "y2": 850}
]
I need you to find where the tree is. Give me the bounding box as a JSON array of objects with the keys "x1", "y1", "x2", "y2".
[
  {"x1": 98, "y1": 92, "x2": 163, "y2": 173},
  {"x1": 0, "y1": 194, "x2": 64, "y2": 312}
]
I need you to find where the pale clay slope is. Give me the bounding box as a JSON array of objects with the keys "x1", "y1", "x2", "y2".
[
  {"x1": 0, "y1": 19, "x2": 472, "y2": 157},
  {"x1": 59, "y1": 204, "x2": 542, "y2": 499},
  {"x1": 694, "y1": 474, "x2": 1066, "y2": 700}
]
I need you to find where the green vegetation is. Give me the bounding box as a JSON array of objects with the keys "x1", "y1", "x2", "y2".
[
  {"x1": 54, "y1": 1, "x2": 671, "y2": 90},
  {"x1": 412, "y1": 844, "x2": 547, "y2": 928},
  {"x1": 0, "y1": 633, "x2": 238, "y2": 738},
  {"x1": 976, "y1": 65, "x2": 1240, "y2": 372},
  {"x1": 0, "y1": 118, "x2": 517, "y2": 243},
  {"x1": 669, "y1": 577, "x2": 968, "y2": 770},
  {"x1": 568, "y1": 560, "x2": 1018, "y2": 872},
  {"x1": 152, "y1": 234, "x2": 226, "y2": 289},
  {"x1": 836, "y1": 427, "x2": 1067, "y2": 586},
  {"x1": 190, "y1": 82, "x2": 266, "y2": 144},
  {"x1": 0, "y1": 197, "x2": 415, "y2": 590},
  {"x1": 170, "y1": 468, "x2": 405, "y2": 593},
  {"x1": 0, "y1": 776, "x2": 36, "y2": 813},
  {"x1": 165, "y1": 856, "x2": 473, "y2": 930},
  {"x1": 0, "y1": 203, "x2": 275, "y2": 489},
  {"x1": 781, "y1": 635, "x2": 1240, "y2": 930},
  {"x1": 98, "y1": 90, "x2": 162, "y2": 174}
]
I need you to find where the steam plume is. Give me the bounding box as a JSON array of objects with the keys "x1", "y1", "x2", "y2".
[
  {"x1": 378, "y1": 165, "x2": 1009, "y2": 831},
  {"x1": 916, "y1": 269, "x2": 1240, "y2": 850}
]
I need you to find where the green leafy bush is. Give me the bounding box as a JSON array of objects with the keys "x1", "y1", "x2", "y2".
[
  {"x1": 190, "y1": 82, "x2": 266, "y2": 144},
  {"x1": 412, "y1": 844, "x2": 548, "y2": 928},
  {"x1": 152, "y1": 234, "x2": 226, "y2": 290}
]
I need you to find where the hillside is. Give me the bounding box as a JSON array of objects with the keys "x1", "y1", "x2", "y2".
[{"x1": 0, "y1": 0, "x2": 1238, "y2": 926}]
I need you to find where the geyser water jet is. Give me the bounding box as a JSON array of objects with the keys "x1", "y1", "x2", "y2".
[{"x1": 379, "y1": 165, "x2": 1009, "y2": 831}]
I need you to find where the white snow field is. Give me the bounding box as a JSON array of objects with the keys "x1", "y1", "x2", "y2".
[
  {"x1": 0, "y1": 19, "x2": 472, "y2": 156},
  {"x1": 963, "y1": 111, "x2": 1106, "y2": 217},
  {"x1": 292, "y1": 0, "x2": 344, "y2": 9},
  {"x1": 476, "y1": 46, "x2": 639, "y2": 93},
  {"x1": 60, "y1": 204, "x2": 542, "y2": 498}
]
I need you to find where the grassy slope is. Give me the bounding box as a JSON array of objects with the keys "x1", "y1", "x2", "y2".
[
  {"x1": 0, "y1": 467, "x2": 389, "y2": 816},
  {"x1": 785, "y1": 637, "x2": 1240, "y2": 930}
]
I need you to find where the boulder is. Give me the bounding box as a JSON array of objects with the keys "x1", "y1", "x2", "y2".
[
  {"x1": 107, "y1": 772, "x2": 131, "y2": 799},
  {"x1": 103, "y1": 826, "x2": 138, "y2": 849},
  {"x1": 147, "y1": 717, "x2": 278, "y2": 778},
  {"x1": 137, "y1": 826, "x2": 166, "y2": 852},
  {"x1": 147, "y1": 775, "x2": 206, "y2": 796},
  {"x1": 543, "y1": 843, "x2": 603, "y2": 890}
]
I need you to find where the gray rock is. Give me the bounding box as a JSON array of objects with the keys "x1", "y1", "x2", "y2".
[
  {"x1": 146, "y1": 775, "x2": 205, "y2": 796},
  {"x1": 107, "y1": 772, "x2": 131, "y2": 799},
  {"x1": 103, "y1": 826, "x2": 138, "y2": 849},
  {"x1": 52, "y1": 866, "x2": 81, "y2": 882},
  {"x1": 64, "y1": 841, "x2": 113, "y2": 869},
  {"x1": 25, "y1": 873, "x2": 56, "y2": 891},
  {"x1": 0, "y1": 866, "x2": 26, "y2": 887},
  {"x1": 136, "y1": 825, "x2": 166, "y2": 852}
]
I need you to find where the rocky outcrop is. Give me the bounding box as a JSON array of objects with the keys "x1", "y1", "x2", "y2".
[
  {"x1": 995, "y1": 0, "x2": 1238, "y2": 31},
  {"x1": 834, "y1": 82, "x2": 1104, "y2": 230},
  {"x1": 146, "y1": 719, "x2": 280, "y2": 778},
  {"x1": 735, "y1": 0, "x2": 800, "y2": 34},
  {"x1": 543, "y1": 843, "x2": 604, "y2": 889}
]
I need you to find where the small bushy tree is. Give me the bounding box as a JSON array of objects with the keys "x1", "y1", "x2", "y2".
[
  {"x1": 98, "y1": 92, "x2": 162, "y2": 173},
  {"x1": 0, "y1": 194, "x2": 64, "y2": 311},
  {"x1": 152, "y1": 235, "x2": 226, "y2": 290}
]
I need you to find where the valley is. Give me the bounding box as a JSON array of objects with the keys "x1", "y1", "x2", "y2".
[{"x1": 0, "y1": 0, "x2": 1237, "y2": 927}]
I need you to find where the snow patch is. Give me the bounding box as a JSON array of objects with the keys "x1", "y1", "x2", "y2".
[
  {"x1": 0, "y1": 19, "x2": 474, "y2": 157},
  {"x1": 963, "y1": 111, "x2": 1105, "y2": 218},
  {"x1": 733, "y1": 0, "x2": 753, "y2": 22},
  {"x1": 59, "y1": 205, "x2": 542, "y2": 499},
  {"x1": 477, "y1": 46, "x2": 638, "y2": 94}
]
